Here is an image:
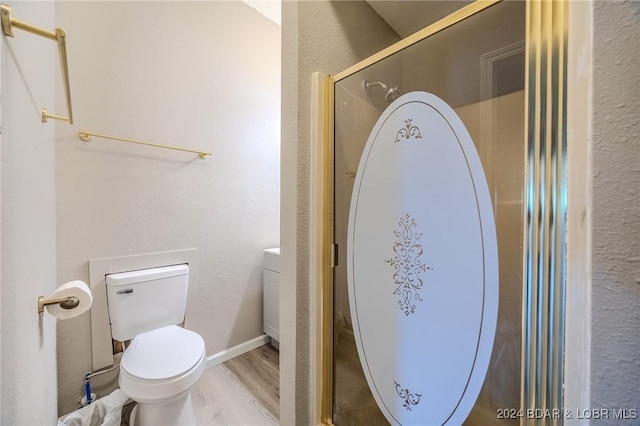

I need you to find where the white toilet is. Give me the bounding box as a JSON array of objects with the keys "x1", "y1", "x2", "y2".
[{"x1": 106, "y1": 264, "x2": 206, "y2": 426}]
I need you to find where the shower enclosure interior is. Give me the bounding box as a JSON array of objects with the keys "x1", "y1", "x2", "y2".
[{"x1": 329, "y1": 2, "x2": 530, "y2": 424}]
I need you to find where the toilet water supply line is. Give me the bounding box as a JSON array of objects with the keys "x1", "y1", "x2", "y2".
[{"x1": 83, "y1": 362, "x2": 121, "y2": 405}]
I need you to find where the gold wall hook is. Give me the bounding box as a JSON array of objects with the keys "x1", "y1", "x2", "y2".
[
  {"x1": 38, "y1": 295, "x2": 80, "y2": 314},
  {"x1": 1, "y1": 4, "x2": 74, "y2": 124}
]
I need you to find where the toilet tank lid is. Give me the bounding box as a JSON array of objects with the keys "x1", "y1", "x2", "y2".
[
  {"x1": 106, "y1": 264, "x2": 189, "y2": 287},
  {"x1": 264, "y1": 248, "x2": 280, "y2": 255}
]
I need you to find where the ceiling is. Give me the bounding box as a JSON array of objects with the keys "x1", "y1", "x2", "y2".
[
  {"x1": 241, "y1": 0, "x2": 281, "y2": 26},
  {"x1": 366, "y1": 1, "x2": 473, "y2": 38}
]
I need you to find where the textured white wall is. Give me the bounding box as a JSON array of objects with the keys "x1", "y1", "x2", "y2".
[
  {"x1": 0, "y1": 1, "x2": 58, "y2": 424},
  {"x1": 591, "y1": 0, "x2": 640, "y2": 419},
  {"x1": 281, "y1": 1, "x2": 398, "y2": 423},
  {"x1": 54, "y1": 1, "x2": 280, "y2": 414}
]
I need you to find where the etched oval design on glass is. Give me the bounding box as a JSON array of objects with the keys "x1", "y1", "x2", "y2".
[{"x1": 347, "y1": 91, "x2": 499, "y2": 425}]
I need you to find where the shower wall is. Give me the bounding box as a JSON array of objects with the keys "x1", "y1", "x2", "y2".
[
  {"x1": 398, "y1": 1, "x2": 525, "y2": 109},
  {"x1": 54, "y1": 1, "x2": 280, "y2": 415},
  {"x1": 333, "y1": 84, "x2": 397, "y2": 331},
  {"x1": 456, "y1": 91, "x2": 524, "y2": 420}
]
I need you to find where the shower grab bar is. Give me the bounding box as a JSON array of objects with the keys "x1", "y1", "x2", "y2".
[
  {"x1": 78, "y1": 131, "x2": 212, "y2": 159},
  {"x1": 1, "y1": 4, "x2": 74, "y2": 124}
]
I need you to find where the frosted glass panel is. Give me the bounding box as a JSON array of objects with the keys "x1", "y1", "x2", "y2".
[{"x1": 332, "y1": 2, "x2": 525, "y2": 424}]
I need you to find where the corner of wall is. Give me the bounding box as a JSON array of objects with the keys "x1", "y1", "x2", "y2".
[
  {"x1": 280, "y1": 1, "x2": 299, "y2": 424},
  {"x1": 564, "y1": 0, "x2": 593, "y2": 419},
  {"x1": 1, "y1": 2, "x2": 58, "y2": 423}
]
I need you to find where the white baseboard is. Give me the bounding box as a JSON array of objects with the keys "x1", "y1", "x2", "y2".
[{"x1": 206, "y1": 334, "x2": 270, "y2": 369}]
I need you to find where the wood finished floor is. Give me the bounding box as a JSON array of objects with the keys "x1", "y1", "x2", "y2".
[{"x1": 193, "y1": 344, "x2": 280, "y2": 426}]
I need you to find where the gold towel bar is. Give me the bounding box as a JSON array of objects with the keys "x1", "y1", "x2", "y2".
[
  {"x1": 79, "y1": 131, "x2": 212, "y2": 159},
  {"x1": 1, "y1": 4, "x2": 74, "y2": 124}
]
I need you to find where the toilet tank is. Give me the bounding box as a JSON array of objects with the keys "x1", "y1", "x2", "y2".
[{"x1": 106, "y1": 264, "x2": 189, "y2": 342}]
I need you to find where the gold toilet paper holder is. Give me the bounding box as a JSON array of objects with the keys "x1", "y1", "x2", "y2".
[{"x1": 37, "y1": 295, "x2": 80, "y2": 314}]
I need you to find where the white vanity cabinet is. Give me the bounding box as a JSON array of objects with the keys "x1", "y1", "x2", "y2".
[{"x1": 263, "y1": 248, "x2": 280, "y2": 347}]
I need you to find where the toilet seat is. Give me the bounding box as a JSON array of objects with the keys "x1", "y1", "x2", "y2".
[
  {"x1": 119, "y1": 325, "x2": 206, "y2": 403},
  {"x1": 122, "y1": 325, "x2": 205, "y2": 381}
]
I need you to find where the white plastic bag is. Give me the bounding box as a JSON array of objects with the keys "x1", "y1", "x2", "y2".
[{"x1": 58, "y1": 389, "x2": 131, "y2": 426}]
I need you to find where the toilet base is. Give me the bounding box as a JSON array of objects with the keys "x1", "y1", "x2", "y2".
[{"x1": 129, "y1": 391, "x2": 196, "y2": 426}]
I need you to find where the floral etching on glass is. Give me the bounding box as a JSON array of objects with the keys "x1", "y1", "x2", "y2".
[
  {"x1": 394, "y1": 119, "x2": 422, "y2": 143},
  {"x1": 394, "y1": 380, "x2": 422, "y2": 411},
  {"x1": 386, "y1": 214, "x2": 432, "y2": 316}
]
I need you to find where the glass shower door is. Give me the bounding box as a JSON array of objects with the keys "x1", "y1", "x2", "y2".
[{"x1": 332, "y1": 2, "x2": 526, "y2": 424}]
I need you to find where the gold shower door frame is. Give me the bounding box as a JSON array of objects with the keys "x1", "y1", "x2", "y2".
[{"x1": 319, "y1": 1, "x2": 568, "y2": 424}]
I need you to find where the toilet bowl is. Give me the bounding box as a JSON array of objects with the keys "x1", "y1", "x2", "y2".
[
  {"x1": 106, "y1": 265, "x2": 205, "y2": 426},
  {"x1": 120, "y1": 326, "x2": 206, "y2": 425}
]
